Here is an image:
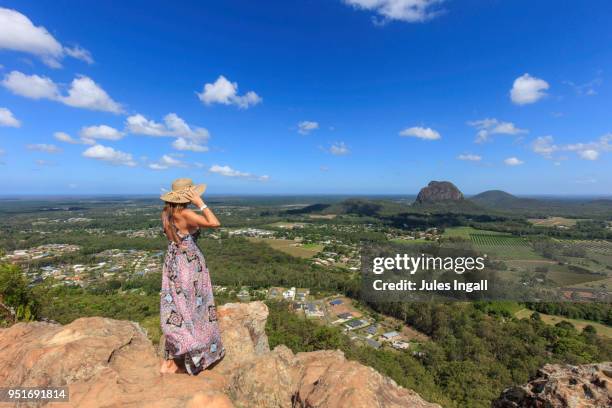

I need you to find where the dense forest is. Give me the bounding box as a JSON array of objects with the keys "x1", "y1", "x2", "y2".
[
  {"x1": 526, "y1": 302, "x2": 612, "y2": 325},
  {"x1": 266, "y1": 300, "x2": 611, "y2": 408}
]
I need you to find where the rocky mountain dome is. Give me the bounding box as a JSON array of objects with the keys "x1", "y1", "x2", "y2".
[
  {"x1": 0, "y1": 302, "x2": 440, "y2": 408},
  {"x1": 415, "y1": 181, "x2": 464, "y2": 204}
]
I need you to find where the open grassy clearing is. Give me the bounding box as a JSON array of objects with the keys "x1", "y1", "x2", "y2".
[
  {"x1": 528, "y1": 217, "x2": 585, "y2": 227},
  {"x1": 443, "y1": 226, "x2": 507, "y2": 239},
  {"x1": 308, "y1": 214, "x2": 337, "y2": 219},
  {"x1": 477, "y1": 244, "x2": 541, "y2": 260},
  {"x1": 246, "y1": 237, "x2": 322, "y2": 258},
  {"x1": 265, "y1": 221, "x2": 308, "y2": 229},
  {"x1": 505, "y1": 260, "x2": 608, "y2": 286},
  {"x1": 569, "y1": 276, "x2": 612, "y2": 291},
  {"x1": 554, "y1": 239, "x2": 612, "y2": 255},
  {"x1": 547, "y1": 268, "x2": 607, "y2": 286},
  {"x1": 515, "y1": 308, "x2": 612, "y2": 338},
  {"x1": 390, "y1": 238, "x2": 432, "y2": 245}
]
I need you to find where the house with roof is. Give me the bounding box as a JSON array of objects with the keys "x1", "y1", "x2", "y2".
[
  {"x1": 336, "y1": 312, "x2": 353, "y2": 320},
  {"x1": 392, "y1": 340, "x2": 410, "y2": 350},
  {"x1": 344, "y1": 319, "x2": 369, "y2": 331},
  {"x1": 283, "y1": 287, "x2": 296, "y2": 300},
  {"x1": 329, "y1": 298, "x2": 343, "y2": 306},
  {"x1": 267, "y1": 287, "x2": 284, "y2": 300},
  {"x1": 304, "y1": 302, "x2": 324, "y2": 318},
  {"x1": 380, "y1": 331, "x2": 400, "y2": 341},
  {"x1": 296, "y1": 288, "x2": 310, "y2": 301},
  {"x1": 366, "y1": 338, "x2": 382, "y2": 349}
]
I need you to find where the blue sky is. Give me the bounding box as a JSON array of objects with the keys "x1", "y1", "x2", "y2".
[{"x1": 0, "y1": 0, "x2": 610, "y2": 196}]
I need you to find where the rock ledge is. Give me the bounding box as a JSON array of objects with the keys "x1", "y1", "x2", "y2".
[{"x1": 0, "y1": 302, "x2": 440, "y2": 408}]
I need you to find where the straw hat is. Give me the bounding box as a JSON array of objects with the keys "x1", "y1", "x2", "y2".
[{"x1": 160, "y1": 178, "x2": 206, "y2": 203}]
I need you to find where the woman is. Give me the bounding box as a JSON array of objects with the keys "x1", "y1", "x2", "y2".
[{"x1": 159, "y1": 178, "x2": 224, "y2": 375}]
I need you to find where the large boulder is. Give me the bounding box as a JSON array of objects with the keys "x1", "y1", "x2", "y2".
[
  {"x1": 415, "y1": 181, "x2": 464, "y2": 204},
  {"x1": 0, "y1": 302, "x2": 440, "y2": 408},
  {"x1": 492, "y1": 363, "x2": 612, "y2": 408}
]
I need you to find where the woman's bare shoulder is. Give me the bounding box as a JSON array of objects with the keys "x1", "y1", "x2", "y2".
[{"x1": 177, "y1": 208, "x2": 199, "y2": 224}]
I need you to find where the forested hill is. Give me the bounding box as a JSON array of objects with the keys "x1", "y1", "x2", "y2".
[{"x1": 469, "y1": 190, "x2": 612, "y2": 217}]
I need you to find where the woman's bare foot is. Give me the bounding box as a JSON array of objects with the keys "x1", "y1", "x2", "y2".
[{"x1": 160, "y1": 359, "x2": 185, "y2": 374}]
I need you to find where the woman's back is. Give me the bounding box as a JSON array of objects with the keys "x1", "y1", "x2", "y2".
[{"x1": 168, "y1": 209, "x2": 197, "y2": 235}]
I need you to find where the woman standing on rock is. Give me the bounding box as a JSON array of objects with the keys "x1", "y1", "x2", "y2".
[{"x1": 159, "y1": 178, "x2": 224, "y2": 375}]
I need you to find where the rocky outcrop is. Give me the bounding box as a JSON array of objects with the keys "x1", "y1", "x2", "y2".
[
  {"x1": 415, "y1": 181, "x2": 464, "y2": 204},
  {"x1": 0, "y1": 302, "x2": 440, "y2": 408},
  {"x1": 492, "y1": 363, "x2": 611, "y2": 408}
]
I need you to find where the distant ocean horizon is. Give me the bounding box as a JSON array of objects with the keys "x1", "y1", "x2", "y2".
[{"x1": 0, "y1": 193, "x2": 611, "y2": 201}]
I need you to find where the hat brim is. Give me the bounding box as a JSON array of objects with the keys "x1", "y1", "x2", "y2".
[{"x1": 160, "y1": 184, "x2": 206, "y2": 203}]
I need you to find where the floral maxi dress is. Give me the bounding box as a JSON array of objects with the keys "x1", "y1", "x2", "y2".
[{"x1": 160, "y1": 229, "x2": 224, "y2": 374}]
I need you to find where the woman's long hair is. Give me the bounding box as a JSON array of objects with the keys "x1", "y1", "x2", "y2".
[{"x1": 162, "y1": 202, "x2": 187, "y2": 244}]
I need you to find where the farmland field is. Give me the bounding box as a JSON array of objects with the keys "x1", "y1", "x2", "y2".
[
  {"x1": 547, "y1": 268, "x2": 607, "y2": 286},
  {"x1": 528, "y1": 217, "x2": 585, "y2": 227},
  {"x1": 554, "y1": 239, "x2": 612, "y2": 255},
  {"x1": 569, "y1": 276, "x2": 612, "y2": 291},
  {"x1": 515, "y1": 308, "x2": 612, "y2": 338},
  {"x1": 470, "y1": 234, "x2": 530, "y2": 247},
  {"x1": 470, "y1": 234, "x2": 540, "y2": 260},
  {"x1": 443, "y1": 227, "x2": 540, "y2": 259},
  {"x1": 443, "y1": 226, "x2": 506, "y2": 239},
  {"x1": 247, "y1": 237, "x2": 322, "y2": 258}
]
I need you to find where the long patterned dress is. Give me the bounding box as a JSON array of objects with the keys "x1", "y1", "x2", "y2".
[{"x1": 160, "y1": 227, "x2": 224, "y2": 375}]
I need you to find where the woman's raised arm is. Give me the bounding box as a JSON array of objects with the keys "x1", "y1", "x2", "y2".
[{"x1": 184, "y1": 188, "x2": 221, "y2": 228}]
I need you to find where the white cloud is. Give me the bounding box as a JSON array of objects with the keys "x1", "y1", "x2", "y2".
[
  {"x1": 468, "y1": 118, "x2": 527, "y2": 143},
  {"x1": 532, "y1": 134, "x2": 611, "y2": 161},
  {"x1": 578, "y1": 149, "x2": 599, "y2": 161},
  {"x1": 35, "y1": 159, "x2": 55, "y2": 166},
  {"x1": 1, "y1": 71, "x2": 121, "y2": 113},
  {"x1": 399, "y1": 126, "x2": 440, "y2": 140},
  {"x1": 510, "y1": 74, "x2": 549, "y2": 105},
  {"x1": 457, "y1": 154, "x2": 481, "y2": 161},
  {"x1": 2, "y1": 71, "x2": 59, "y2": 99},
  {"x1": 82, "y1": 144, "x2": 136, "y2": 166},
  {"x1": 342, "y1": 0, "x2": 445, "y2": 23},
  {"x1": 209, "y1": 164, "x2": 269, "y2": 181},
  {"x1": 197, "y1": 75, "x2": 262, "y2": 109},
  {"x1": 531, "y1": 136, "x2": 557, "y2": 158},
  {"x1": 298, "y1": 121, "x2": 319, "y2": 135},
  {"x1": 0, "y1": 7, "x2": 93, "y2": 67},
  {"x1": 53, "y1": 131, "x2": 88, "y2": 144},
  {"x1": 26, "y1": 143, "x2": 61, "y2": 153},
  {"x1": 504, "y1": 157, "x2": 524, "y2": 166},
  {"x1": 573, "y1": 177, "x2": 597, "y2": 185},
  {"x1": 126, "y1": 113, "x2": 209, "y2": 141},
  {"x1": 0, "y1": 107, "x2": 20, "y2": 127},
  {"x1": 60, "y1": 76, "x2": 122, "y2": 113},
  {"x1": 63, "y1": 45, "x2": 93, "y2": 64},
  {"x1": 79, "y1": 125, "x2": 124, "y2": 142},
  {"x1": 563, "y1": 77, "x2": 602, "y2": 96},
  {"x1": 148, "y1": 154, "x2": 187, "y2": 170},
  {"x1": 172, "y1": 137, "x2": 209, "y2": 152},
  {"x1": 328, "y1": 142, "x2": 350, "y2": 156},
  {"x1": 0, "y1": 149, "x2": 4, "y2": 155}
]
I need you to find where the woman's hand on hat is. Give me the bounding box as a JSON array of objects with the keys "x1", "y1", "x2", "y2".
[{"x1": 185, "y1": 187, "x2": 205, "y2": 208}]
